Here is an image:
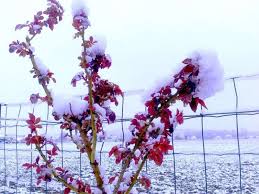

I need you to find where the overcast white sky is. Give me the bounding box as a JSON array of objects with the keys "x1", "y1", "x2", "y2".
[{"x1": 0, "y1": 0, "x2": 259, "y2": 134}]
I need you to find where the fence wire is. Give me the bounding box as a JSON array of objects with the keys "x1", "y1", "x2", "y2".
[{"x1": 1, "y1": 75, "x2": 259, "y2": 194}]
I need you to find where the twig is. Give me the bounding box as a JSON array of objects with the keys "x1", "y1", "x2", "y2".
[
  {"x1": 26, "y1": 36, "x2": 53, "y2": 105},
  {"x1": 34, "y1": 131, "x2": 88, "y2": 194},
  {"x1": 113, "y1": 94, "x2": 177, "y2": 193},
  {"x1": 125, "y1": 154, "x2": 148, "y2": 194},
  {"x1": 80, "y1": 30, "x2": 105, "y2": 192}
]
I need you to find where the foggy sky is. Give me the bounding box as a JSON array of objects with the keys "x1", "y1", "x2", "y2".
[{"x1": 0, "y1": 0, "x2": 259, "y2": 135}]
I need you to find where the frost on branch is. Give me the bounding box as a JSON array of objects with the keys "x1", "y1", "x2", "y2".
[{"x1": 72, "y1": 0, "x2": 90, "y2": 31}]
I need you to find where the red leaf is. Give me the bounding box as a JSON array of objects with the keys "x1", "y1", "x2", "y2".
[
  {"x1": 190, "y1": 98, "x2": 198, "y2": 112},
  {"x1": 64, "y1": 188, "x2": 71, "y2": 194},
  {"x1": 176, "y1": 109, "x2": 184, "y2": 124},
  {"x1": 139, "y1": 176, "x2": 151, "y2": 189},
  {"x1": 190, "y1": 98, "x2": 207, "y2": 112},
  {"x1": 29, "y1": 113, "x2": 36, "y2": 122},
  {"x1": 35, "y1": 117, "x2": 41, "y2": 124},
  {"x1": 36, "y1": 179, "x2": 41, "y2": 185},
  {"x1": 26, "y1": 120, "x2": 33, "y2": 125},
  {"x1": 148, "y1": 150, "x2": 163, "y2": 165},
  {"x1": 109, "y1": 146, "x2": 118, "y2": 157},
  {"x1": 55, "y1": 167, "x2": 64, "y2": 172},
  {"x1": 47, "y1": 147, "x2": 58, "y2": 156},
  {"x1": 197, "y1": 98, "x2": 207, "y2": 109},
  {"x1": 109, "y1": 176, "x2": 116, "y2": 184},
  {"x1": 35, "y1": 124, "x2": 42, "y2": 129},
  {"x1": 182, "y1": 64, "x2": 194, "y2": 73},
  {"x1": 36, "y1": 166, "x2": 41, "y2": 174},
  {"x1": 23, "y1": 163, "x2": 33, "y2": 170},
  {"x1": 182, "y1": 58, "x2": 192, "y2": 65}
]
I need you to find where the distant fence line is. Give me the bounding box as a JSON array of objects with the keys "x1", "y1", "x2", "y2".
[
  {"x1": 1, "y1": 109, "x2": 259, "y2": 128},
  {"x1": 1, "y1": 74, "x2": 259, "y2": 194}
]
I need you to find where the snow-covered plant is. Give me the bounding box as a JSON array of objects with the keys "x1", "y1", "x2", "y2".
[{"x1": 9, "y1": 0, "x2": 224, "y2": 193}]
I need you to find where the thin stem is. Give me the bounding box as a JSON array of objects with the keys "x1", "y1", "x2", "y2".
[
  {"x1": 80, "y1": 30, "x2": 105, "y2": 192},
  {"x1": 25, "y1": 36, "x2": 84, "y2": 192},
  {"x1": 25, "y1": 30, "x2": 105, "y2": 193},
  {"x1": 113, "y1": 94, "x2": 178, "y2": 194},
  {"x1": 34, "y1": 132, "x2": 88, "y2": 194},
  {"x1": 26, "y1": 37, "x2": 53, "y2": 105},
  {"x1": 86, "y1": 70, "x2": 97, "y2": 163},
  {"x1": 81, "y1": 31, "x2": 97, "y2": 164},
  {"x1": 125, "y1": 154, "x2": 148, "y2": 194},
  {"x1": 25, "y1": 36, "x2": 92, "y2": 193},
  {"x1": 68, "y1": 130, "x2": 84, "y2": 150}
]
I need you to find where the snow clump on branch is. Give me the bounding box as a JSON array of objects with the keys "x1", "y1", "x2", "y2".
[
  {"x1": 71, "y1": 0, "x2": 90, "y2": 30},
  {"x1": 187, "y1": 50, "x2": 224, "y2": 100},
  {"x1": 71, "y1": 0, "x2": 89, "y2": 17},
  {"x1": 52, "y1": 94, "x2": 89, "y2": 116},
  {"x1": 35, "y1": 57, "x2": 49, "y2": 76}
]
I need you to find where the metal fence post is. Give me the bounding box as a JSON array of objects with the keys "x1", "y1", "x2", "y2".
[
  {"x1": 201, "y1": 110, "x2": 208, "y2": 194},
  {"x1": 30, "y1": 106, "x2": 35, "y2": 194},
  {"x1": 121, "y1": 94, "x2": 125, "y2": 145},
  {"x1": 0, "y1": 103, "x2": 2, "y2": 129},
  {"x1": 172, "y1": 134, "x2": 177, "y2": 194},
  {"x1": 45, "y1": 105, "x2": 50, "y2": 193},
  {"x1": 232, "y1": 78, "x2": 242, "y2": 193},
  {"x1": 15, "y1": 105, "x2": 22, "y2": 194},
  {"x1": 3, "y1": 105, "x2": 8, "y2": 193}
]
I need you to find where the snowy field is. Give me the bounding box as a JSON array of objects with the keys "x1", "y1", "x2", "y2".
[{"x1": 1, "y1": 139, "x2": 259, "y2": 194}]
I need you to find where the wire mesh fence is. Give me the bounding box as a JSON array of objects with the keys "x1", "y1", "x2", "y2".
[{"x1": 1, "y1": 75, "x2": 259, "y2": 193}]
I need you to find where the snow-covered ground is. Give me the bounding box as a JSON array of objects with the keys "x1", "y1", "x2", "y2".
[{"x1": 1, "y1": 139, "x2": 259, "y2": 194}]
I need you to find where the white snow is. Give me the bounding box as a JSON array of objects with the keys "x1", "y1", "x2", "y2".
[
  {"x1": 142, "y1": 49, "x2": 224, "y2": 102},
  {"x1": 93, "y1": 103, "x2": 107, "y2": 118},
  {"x1": 87, "y1": 35, "x2": 107, "y2": 58},
  {"x1": 147, "y1": 118, "x2": 166, "y2": 133},
  {"x1": 71, "y1": 0, "x2": 89, "y2": 17},
  {"x1": 188, "y1": 49, "x2": 224, "y2": 100},
  {"x1": 72, "y1": 71, "x2": 84, "y2": 81},
  {"x1": 32, "y1": 24, "x2": 42, "y2": 31},
  {"x1": 52, "y1": 94, "x2": 89, "y2": 116},
  {"x1": 92, "y1": 188, "x2": 102, "y2": 194},
  {"x1": 28, "y1": 46, "x2": 35, "y2": 53},
  {"x1": 153, "y1": 118, "x2": 165, "y2": 130},
  {"x1": 141, "y1": 75, "x2": 173, "y2": 102},
  {"x1": 135, "y1": 149, "x2": 141, "y2": 157},
  {"x1": 71, "y1": 71, "x2": 84, "y2": 86},
  {"x1": 104, "y1": 185, "x2": 112, "y2": 194},
  {"x1": 123, "y1": 171, "x2": 132, "y2": 182},
  {"x1": 34, "y1": 57, "x2": 49, "y2": 76}
]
